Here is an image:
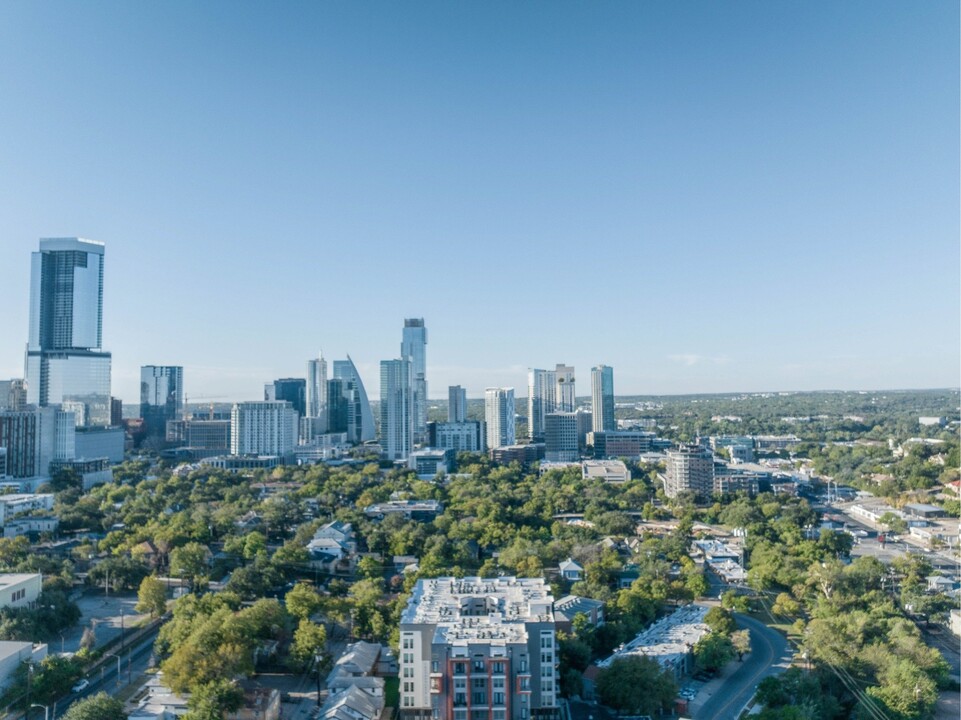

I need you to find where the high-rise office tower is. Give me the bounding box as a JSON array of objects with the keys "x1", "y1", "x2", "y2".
[
  {"x1": 484, "y1": 387, "x2": 515, "y2": 449},
  {"x1": 591, "y1": 365, "x2": 615, "y2": 433},
  {"x1": 401, "y1": 319, "x2": 428, "y2": 445},
  {"x1": 554, "y1": 364, "x2": 575, "y2": 412},
  {"x1": 381, "y1": 359, "x2": 412, "y2": 460},
  {"x1": 448, "y1": 385, "x2": 467, "y2": 423},
  {"x1": 140, "y1": 366, "x2": 184, "y2": 438},
  {"x1": 545, "y1": 412, "x2": 578, "y2": 462},
  {"x1": 527, "y1": 368, "x2": 556, "y2": 442},
  {"x1": 230, "y1": 401, "x2": 298, "y2": 456},
  {"x1": 332, "y1": 356, "x2": 375, "y2": 443},
  {"x1": 25, "y1": 238, "x2": 112, "y2": 427},
  {"x1": 306, "y1": 354, "x2": 328, "y2": 420},
  {"x1": 265, "y1": 378, "x2": 306, "y2": 417},
  {"x1": 326, "y1": 378, "x2": 348, "y2": 434}
]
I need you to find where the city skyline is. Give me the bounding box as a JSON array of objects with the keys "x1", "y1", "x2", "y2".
[{"x1": 0, "y1": 3, "x2": 957, "y2": 402}]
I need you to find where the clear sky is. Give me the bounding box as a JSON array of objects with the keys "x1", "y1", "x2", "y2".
[{"x1": 0, "y1": 1, "x2": 957, "y2": 402}]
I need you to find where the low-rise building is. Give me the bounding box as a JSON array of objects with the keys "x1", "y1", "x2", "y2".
[
  {"x1": 364, "y1": 500, "x2": 443, "y2": 521},
  {"x1": 408, "y1": 450, "x2": 454, "y2": 477},
  {"x1": 553, "y1": 595, "x2": 604, "y2": 633},
  {"x1": 489, "y1": 444, "x2": 544, "y2": 465},
  {"x1": 0, "y1": 642, "x2": 46, "y2": 690},
  {"x1": 581, "y1": 460, "x2": 630, "y2": 483},
  {"x1": 588, "y1": 430, "x2": 655, "y2": 458},
  {"x1": 594, "y1": 604, "x2": 710, "y2": 682},
  {"x1": 559, "y1": 558, "x2": 583, "y2": 582},
  {"x1": 0, "y1": 574, "x2": 41, "y2": 609}
]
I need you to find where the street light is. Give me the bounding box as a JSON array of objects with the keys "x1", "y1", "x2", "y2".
[
  {"x1": 315, "y1": 652, "x2": 324, "y2": 707},
  {"x1": 106, "y1": 652, "x2": 122, "y2": 687},
  {"x1": 30, "y1": 704, "x2": 49, "y2": 720}
]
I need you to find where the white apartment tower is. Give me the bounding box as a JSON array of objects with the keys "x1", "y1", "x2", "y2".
[
  {"x1": 485, "y1": 388, "x2": 515, "y2": 449},
  {"x1": 230, "y1": 401, "x2": 298, "y2": 456},
  {"x1": 401, "y1": 319, "x2": 428, "y2": 446},
  {"x1": 399, "y1": 577, "x2": 559, "y2": 720},
  {"x1": 527, "y1": 369, "x2": 556, "y2": 442}
]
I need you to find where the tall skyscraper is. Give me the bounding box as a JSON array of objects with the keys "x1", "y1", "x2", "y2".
[
  {"x1": 485, "y1": 387, "x2": 515, "y2": 449},
  {"x1": 326, "y1": 378, "x2": 348, "y2": 434},
  {"x1": 332, "y1": 356, "x2": 375, "y2": 443},
  {"x1": 545, "y1": 412, "x2": 578, "y2": 462},
  {"x1": 591, "y1": 365, "x2": 615, "y2": 433},
  {"x1": 140, "y1": 366, "x2": 184, "y2": 438},
  {"x1": 527, "y1": 368, "x2": 556, "y2": 441},
  {"x1": 306, "y1": 354, "x2": 328, "y2": 420},
  {"x1": 381, "y1": 359, "x2": 412, "y2": 460},
  {"x1": 401, "y1": 319, "x2": 428, "y2": 445},
  {"x1": 448, "y1": 385, "x2": 467, "y2": 423},
  {"x1": 0, "y1": 380, "x2": 26, "y2": 412},
  {"x1": 25, "y1": 238, "x2": 112, "y2": 427},
  {"x1": 554, "y1": 364, "x2": 575, "y2": 412}
]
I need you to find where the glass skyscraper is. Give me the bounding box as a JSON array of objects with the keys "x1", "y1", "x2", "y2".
[
  {"x1": 591, "y1": 365, "x2": 615, "y2": 432},
  {"x1": 141, "y1": 365, "x2": 184, "y2": 437},
  {"x1": 25, "y1": 238, "x2": 112, "y2": 427},
  {"x1": 401, "y1": 318, "x2": 427, "y2": 445},
  {"x1": 332, "y1": 356, "x2": 375, "y2": 443}
]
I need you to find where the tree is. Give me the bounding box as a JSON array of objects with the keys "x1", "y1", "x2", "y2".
[
  {"x1": 289, "y1": 618, "x2": 329, "y2": 672},
  {"x1": 136, "y1": 576, "x2": 167, "y2": 618},
  {"x1": 357, "y1": 556, "x2": 382, "y2": 581},
  {"x1": 704, "y1": 606, "x2": 735, "y2": 635},
  {"x1": 60, "y1": 692, "x2": 126, "y2": 720},
  {"x1": 731, "y1": 629, "x2": 751, "y2": 661},
  {"x1": 595, "y1": 656, "x2": 678, "y2": 716},
  {"x1": 185, "y1": 680, "x2": 244, "y2": 720},
  {"x1": 771, "y1": 592, "x2": 800, "y2": 618},
  {"x1": 285, "y1": 582, "x2": 323, "y2": 621},
  {"x1": 169, "y1": 542, "x2": 210, "y2": 591},
  {"x1": 694, "y1": 633, "x2": 735, "y2": 674}
]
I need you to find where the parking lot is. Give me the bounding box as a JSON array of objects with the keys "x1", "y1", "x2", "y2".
[{"x1": 60, "y1": 592, "x2": 147, "y2": 654}]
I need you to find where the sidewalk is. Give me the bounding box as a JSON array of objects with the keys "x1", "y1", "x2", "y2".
[{"x1": 685, "y1": 661, "x2": 743, "y2": 717}]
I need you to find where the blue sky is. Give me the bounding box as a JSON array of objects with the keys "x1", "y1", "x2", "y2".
[{"x1": 0, "y1": 1, "x2": 957, "y2": 402}]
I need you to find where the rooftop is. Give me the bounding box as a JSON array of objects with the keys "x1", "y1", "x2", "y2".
[
  {"x1": 402, "y1": 577, "x2": 554, "y2": 644},
  {"x1": 597, "y1": 604, "x2": 709, "y2": 668}
]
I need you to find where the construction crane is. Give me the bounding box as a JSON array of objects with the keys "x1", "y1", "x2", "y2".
[{"x1": 183, "y1": 394, "x2": 229, "y2": 420}]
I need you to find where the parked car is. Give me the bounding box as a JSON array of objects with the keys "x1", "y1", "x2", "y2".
[{"x1": 72, "y1": 679, "x2": 90, "y2": 693}]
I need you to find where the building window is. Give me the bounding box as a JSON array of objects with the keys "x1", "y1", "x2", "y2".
[
  {"x1": 540, "y1": 634, "x2": 552, "y2": 649},
  {"x1": 491, "y1": 661, "x2": 505, "y2": 674},
  {"x1": 493, "y1": 693, "x2": 505, "y2": 706},
  {"x1": 493, "y1": 678, "x2": 505, "y2": 690},
  {"x1": 404, "y1": 653, "x2": 413, "y2": 664},
  {"x1": 454, "y1": 662, "x2": 466, "y2": 675},
  {"x1": 519, "y1": 660, "x2": 527, "y2": 672},
  {"x1": 403, "y1": 636, "x2": 414, "y2": 649},
  {"x1": 404, "y1": 667, "x2": 413, "y2": 678},
  {"x1": 493, "y1": 711, "x2": 505, "y2": 720},
  {"x1": 472, "y1": 692, "x2": 486, "y2": 705},
  {"x1": 472, "y1": 678, "x2": 486, "y2": 690},
  {"x1": 431, "y1": 660, "x2": 439, "y2": 673}
]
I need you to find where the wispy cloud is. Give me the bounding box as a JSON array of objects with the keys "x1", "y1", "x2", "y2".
[{"x1": 667, "y1": 354, "x2": 732, "y2": 367}]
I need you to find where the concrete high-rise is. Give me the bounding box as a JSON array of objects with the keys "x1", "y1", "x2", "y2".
[
  {"x1": 230, "y1": 401, "x2": 298, "y2": 456},
  {"x1": 332, "y1": 357, "x2": 375, "y2": 443},
  {"x1": 554, "y1": 364, "x2": 575, "y2": 412},
  {"x1": 401, "y1": 319, "x2": 428, "y2": 446},
  {"x1": 485, "y1": 388, "x2": 515, "y2": 449},
  {"x1": 448, "y1": 385, "x2": 467, "y2": 423},
  {"x1": 527, "y1": 369, "x2": 556, "y2": 441},
  {"x1": 0, "y1": 380, "x2": 26, "y2": 412},
  {"x1": 590, "y1": 365, "x2": 615, "y2": 433},
  {"x1": 381, "y1": 359, "x2": 412, "y2": 461},
  {"x1": 663, "y1": 444, "x2": 715, "y2": 499},
  {"x1": 140, "y1": 366, "x2": 184, "y2": 438},
  {"x1": 25, "y1": 238, "x2": 112, "y2": 427}
]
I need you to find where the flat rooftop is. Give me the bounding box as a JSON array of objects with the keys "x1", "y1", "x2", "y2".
[
  {"x1": 402, "y1": 577, "x2": 554, "y2": 644},
  {"x1": 598, "y1": 604, "x2": 709, "y2": 668}
]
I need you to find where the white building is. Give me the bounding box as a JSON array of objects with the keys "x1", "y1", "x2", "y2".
[
  {"x1": 230, "y1": 401, "x2": 298, "y2": 457},
  {"x1": 0, "y1": 642, "x2": 46, "y2": 691},
  {"x1": 0, "y1": 494, "x2": 54, "y2": 524},
  {"x1": 527, "y1": 369, "x2": 556, "y2": 442},
  {"x1": 581, "y1": 460, "x2": 629, "y2": 483},
  {"x1": 554, "y1": 364, "x2": 575, "y2": 413},
  {"x1": 399, "y1": 577, "x2": 559, "y2": 720},
  {"x1": 0, "y1": 574, "x2": 42, "y2": 609},
  {"x1": 485, "y1": 388, "x2": 515, "y2": 449},
  {"x1": 401, "y1": 319, "x2": 428, "y2": 446},
  {"x1": 448, "y1": 386, "x2": 467, "y2": 424}
]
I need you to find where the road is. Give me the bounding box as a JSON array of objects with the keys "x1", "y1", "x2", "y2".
[{"x1": 692, "y1": 614, "x2": 792, "y2": 720}]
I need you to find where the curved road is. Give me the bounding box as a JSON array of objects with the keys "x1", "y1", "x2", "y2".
[{"x1": 693, "y1": 614, "x2": 792, "y2": 720}]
